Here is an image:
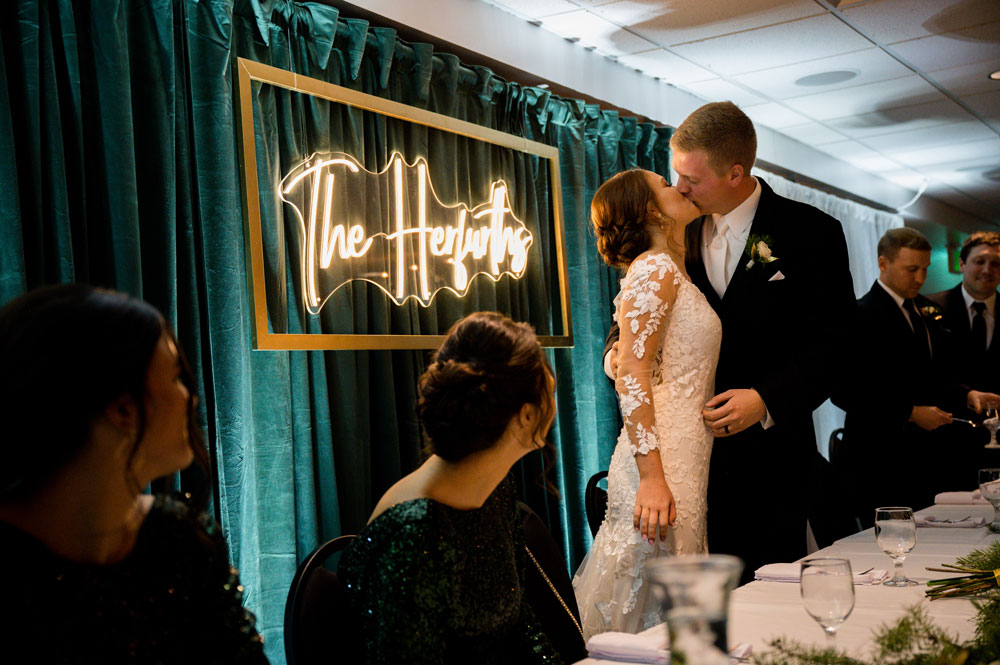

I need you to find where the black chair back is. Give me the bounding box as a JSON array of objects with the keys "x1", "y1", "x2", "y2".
[
  {"x1": 519, "y1": 501, "x2": 587, "y2": 663},
  {"x1": 284, "y1": 534, "x2": 358, "y2": 665},
  {"x1": 584, "y1": 470, "x2": 609, "y2": 537}
]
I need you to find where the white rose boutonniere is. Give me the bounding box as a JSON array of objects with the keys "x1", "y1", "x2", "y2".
[{"x1": 744, "y1": 234, "x2": 778, "y2": 271}]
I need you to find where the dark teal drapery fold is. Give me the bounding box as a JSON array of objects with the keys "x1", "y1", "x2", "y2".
[{"x1": 0, "y1": 1, "x2": 672, "y2": 662}]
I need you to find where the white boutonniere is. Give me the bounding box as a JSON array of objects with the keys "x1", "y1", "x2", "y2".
[{"x1": 744, "y1": 234, "x2": 778, "y2": 271}]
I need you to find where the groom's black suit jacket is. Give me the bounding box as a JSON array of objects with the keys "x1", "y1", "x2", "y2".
[
  {"x1": 683, "y1": 178, "x2": 854, "y2": 575},
  {"x1": 605, "y1": 178, "x2": 855, "y2": 578}
]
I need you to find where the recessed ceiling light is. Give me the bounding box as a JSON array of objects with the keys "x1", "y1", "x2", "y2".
[
  {"x1": 794, "y1": 70, "x2": 859, "y2": 87},
  {"x1": 990, "y1": 70, "x2": 1000, "y2": 81}
]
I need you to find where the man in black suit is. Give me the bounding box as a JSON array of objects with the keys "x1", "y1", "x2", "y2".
[
  {"x1": 839, "y1": 229, "x2": 1000, "y2": 526},
  {"x1": 606, "y1": 102, "x2": 856, "y2": 581},
  {"x1": 927, "y1": 232, "x2": 1000, "y2": 397}
]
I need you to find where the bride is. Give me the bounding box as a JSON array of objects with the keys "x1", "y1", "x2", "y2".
[{"x1": 573, "y1": 168, "x2": 722, "y2": 638}]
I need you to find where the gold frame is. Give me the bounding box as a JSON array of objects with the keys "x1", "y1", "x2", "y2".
[{"x1": 235, "y1": 57, "x2": 572, "y2": 350}]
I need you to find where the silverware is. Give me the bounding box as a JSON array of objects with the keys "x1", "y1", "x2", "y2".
[
  {"x1": 856, "y1": 567, "x2": 874, "y2": 575},
  {"x1": 952, "y1": 417, "x2": 979, "y2": 427}
]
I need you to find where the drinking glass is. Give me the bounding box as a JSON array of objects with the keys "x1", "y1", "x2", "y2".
[
  {"x1": 983, "y1": 409, "x2": 1000, "y2": 449},
  {"x1": 800, "y1": 558, "x2": 855, "y2": 646},
  {"x1": 875, "y1": 507, "x2": 917, "y2": 587},
  {"x1": 646, "y1": 555, "x2": 743, "y2": 665},
  {"x1": 979, "y1": 468, "x2": 1000, "y2": 532}
]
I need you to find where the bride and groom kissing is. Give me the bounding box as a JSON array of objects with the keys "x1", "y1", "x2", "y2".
[{"x1": 572, "y1": 101, "x2": 857, "y2": 638}]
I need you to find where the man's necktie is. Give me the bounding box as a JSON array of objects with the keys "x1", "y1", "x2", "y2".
[
  {"x1": 706, "y1": 220, "x2": 729, "y2": 298},
  {"x1": 972, "y1": 301, "x2": 987, "y2": 352},
  {"x1": 903, "y1": 299, "x2": 931, "y2": 358}
]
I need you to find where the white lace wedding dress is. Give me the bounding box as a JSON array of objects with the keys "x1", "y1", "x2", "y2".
[{"x1": 573, "y1": 250, "x2": 722, "y2": 639}]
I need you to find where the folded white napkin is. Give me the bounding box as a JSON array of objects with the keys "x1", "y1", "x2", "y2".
[
  {"x1": 586, "y1": 631, "x2": 668, "y2": 664},
  {"x1": 754, "y1": 563, "x2": 888, "y2": 585},
  {"x1": 916, "y1": 515, "x2": 987, "y2": 528},
  {"x1": 934, "y1": 490, "x2": 989, "y2": 505},
  {"x1": 585, "y1": 631, "x2": 752, "y2": 664}
]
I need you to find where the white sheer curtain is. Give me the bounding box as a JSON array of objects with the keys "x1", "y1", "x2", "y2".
[{"x1": 753, "y1": 168, "x2": 904, "y2": 458}]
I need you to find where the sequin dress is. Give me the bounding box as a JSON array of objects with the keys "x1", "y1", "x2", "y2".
[
  {"x1": 339, "y1": 476, "x2": 562, "y2": 665},
  {"x1": 573, "y1": 251, "x2": 722, "y2": 638},
  {"x1": 0, "y1": 494, "x2": 268, "y2": 664}
]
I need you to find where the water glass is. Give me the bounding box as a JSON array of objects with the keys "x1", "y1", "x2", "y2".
[
  {"x1": 646, "y1": 555, "x2": 743, "y2": 665},
  {"x1": 874, "y1": 507, "x2": 917, "y2": 587},
  {"x1": 979, "y1": 468, "x2": 1000, "y2": 532},
  {"x1": 800, "y1": 558, "x2": 855, "y2": 646}
]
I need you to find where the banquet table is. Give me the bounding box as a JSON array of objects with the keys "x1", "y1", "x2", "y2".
[{"x1": 574, "y1": 502, "x2": 1000, "y2": 664}]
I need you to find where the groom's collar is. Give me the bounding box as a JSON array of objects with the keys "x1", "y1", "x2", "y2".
[{"x1": 705, "y1": 177, "x2": 761, "y2": 242}]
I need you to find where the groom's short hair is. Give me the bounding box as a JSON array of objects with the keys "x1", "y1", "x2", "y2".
[
  {"x1": 877, "y1": 227, "x2": 931, "y2": 260},
  {"x1": 670, "y1": 101, "x2": 756, "y2": 176}
]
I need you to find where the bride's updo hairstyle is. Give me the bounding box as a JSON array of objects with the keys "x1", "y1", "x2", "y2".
[
  {"x1": 591, "y1": 168, "x2": 662, "y2": 270},
  {"x1": 417, "y1": 312, "x2": 552, "y2": 462}
]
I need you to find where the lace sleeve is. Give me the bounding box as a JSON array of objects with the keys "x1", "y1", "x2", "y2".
[{"x1": 615, "y1": 252, "x2": 680, "y2": 456}]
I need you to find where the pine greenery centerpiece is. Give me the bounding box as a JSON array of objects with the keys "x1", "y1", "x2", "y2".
[{"x1": 751, "y1": 543, "x2": 1000, "y2": 665}]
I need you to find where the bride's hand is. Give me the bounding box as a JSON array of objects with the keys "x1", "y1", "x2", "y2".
[{"x1": 633, "y1": 476, "x2": 676, "y2": 543}]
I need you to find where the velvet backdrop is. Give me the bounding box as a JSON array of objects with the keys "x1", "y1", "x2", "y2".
[{"x1": 0, "y1": 0, "x2": 672, "y2": 661}]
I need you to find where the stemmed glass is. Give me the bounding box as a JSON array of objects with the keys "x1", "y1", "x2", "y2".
[
  {"x1": 875, "y1": 507, "x2": 918, "y2": 587},
  {"x1": 800, "y1": 558, "x2": 855, "y2": 646},
  {"x1": 979, "y1": 469, "x2": 1000, "y2": 533},
  {"x1": 983, "y1": 409, "x2": 1000, "y2": 449}
]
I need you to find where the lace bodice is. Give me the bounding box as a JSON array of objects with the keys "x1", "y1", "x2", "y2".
[{"x1": 573, "y1": 250, "x2": 722, "y2": 638}]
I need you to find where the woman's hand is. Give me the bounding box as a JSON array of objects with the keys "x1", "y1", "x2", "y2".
[{"x1": 633, "y1": 476, "x2": 676, "y2": 544}]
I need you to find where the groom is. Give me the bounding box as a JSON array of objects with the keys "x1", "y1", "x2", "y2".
[{"x1": 607, "y1": 102, "x2": 855, "y2": 581}]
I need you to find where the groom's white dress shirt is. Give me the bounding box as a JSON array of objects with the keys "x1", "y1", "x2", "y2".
[
  {"x1": 699, "y1": 178, "x2": 773, "y2": 429},
  {"x1": 701, "y1": 178, "x2": 762, "y2": 299},
  {"x1": 961, "y1": 285, "x2": 996, "y2": 349}
]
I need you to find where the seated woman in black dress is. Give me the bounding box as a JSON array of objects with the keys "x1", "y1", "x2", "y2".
[
  {"x1": 339, "y1": 312, "x2": 563, "y2": 664},
  {"x1": 0, "y1": 284, "x2": 268, "y2": 664}
]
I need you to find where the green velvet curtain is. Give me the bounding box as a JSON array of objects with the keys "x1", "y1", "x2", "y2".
[{"x1": 0, "y1": 1, "x2": 672, "y2": 662}]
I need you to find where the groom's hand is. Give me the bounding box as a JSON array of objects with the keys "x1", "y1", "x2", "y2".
[{"x1": 703, "y1": 389, "x2": 766, "y2": 437}]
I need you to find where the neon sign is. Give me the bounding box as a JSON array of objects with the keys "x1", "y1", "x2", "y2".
[{"x1": 279, "y1": 152, "x2": 533, "y2": 313}]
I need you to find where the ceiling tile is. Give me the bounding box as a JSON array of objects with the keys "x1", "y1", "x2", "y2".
[
  {"x1": 823, "y1": 99, "x2": 971, "y2": 138},
  {"x1": 928, "y1": 62, "x2": 1000, "y2": 96},
  {"x1": 679, "y1": 79, "x2": 767, "y2": 106},
  {"x1": 963, "y1": 90, "x2": 1000, "y2": 123},
  {"x1": 779, "y1": 122, "x2": 851, "y2": 145},
  {"x1": 860, "y1": 120, "x2": 998, "y2": 153},
  {"x1": 839, "y1": 0, "x2": 1000, "y2": 44},
  {"x1": 879, "y1": 168, "x2": 932, "y2": 190},
  {"x1": 888, "y1": 24, "x2": 1000, "y2": 71},
  {"x1": 588, "y1": 0, "x2": 823, "y2": 47},
  {"x1": 815, "y1": 140, "x2": 905, "y2": 172},
  {"x1": 783, "y1": 75, "x2": 945, "y2": 120},
  {"x1": 741, "y1": 102, "x2": 811, "y2": 129},
  {"x1": 540, "y1": 9, "x2": 657, "y2": 55},
  {"x1": 485, "y1": 0, "x2": 580, "y2": 19},
  {"x1": 615, "y1": 49, "x2": 717, "y2": 83},
  {"x1": 669, "y1": 14, "x2": 875, "y2": 76},
  {"x1": 732, "y1": 48, "x2": 914, "y2": 101},
  {"x1": 889, "y1": 137, "x2": 1000, "y2": 168}
]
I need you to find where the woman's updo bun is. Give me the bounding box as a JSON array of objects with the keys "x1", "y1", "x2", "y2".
[
  {"x1": 591, "y1": 169, "x2": 656, "y2": 270},
  {"x1": 417, "y1": 312, "x2": 551, "y2": 462}
]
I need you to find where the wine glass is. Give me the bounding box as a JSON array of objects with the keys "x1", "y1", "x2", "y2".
[
  {"x1": 979, "y1": 468, "x2": 1000, "y2": 533},
  {"x1": 874, "y1": 507, "x2": 918, "y2": 587},
  {"x1": 800, "y1": 558, "x2": 855, "y2": 646},
  {"x1": 983, "y1": 409, "x2": 1000, "y2": 449}
]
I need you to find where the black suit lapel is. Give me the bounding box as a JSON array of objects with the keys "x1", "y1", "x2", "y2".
[{"x1": 945, "y1": 285, "x2": 971, "y2": 336}]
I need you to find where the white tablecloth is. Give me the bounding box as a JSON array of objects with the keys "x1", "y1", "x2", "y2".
[{"x1": 575, "y1": 503, "x2": 999, "y2": 663}]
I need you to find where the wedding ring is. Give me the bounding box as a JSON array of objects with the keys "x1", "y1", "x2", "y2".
[{"x1": 724, "y1": 424, "x2": 730, "y2": 434}]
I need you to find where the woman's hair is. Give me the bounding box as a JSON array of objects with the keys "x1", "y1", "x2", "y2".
[
  {"x1": 591, "y1": 169, "x2": 659, "y2": 270},
  {"x1": 417, "y1": 312, "x2": 552, "y2": 462},
  {"x1": 0, "y1": 284, "x2": 207, "y2": 500}
]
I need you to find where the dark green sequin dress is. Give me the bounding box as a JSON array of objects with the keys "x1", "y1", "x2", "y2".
[
  {"x1": 339, "y1": 476, "x2": 563, "y2": 664},
  {"x1": 0, "y1": 494, "x2": 268, "y2": 664}
]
